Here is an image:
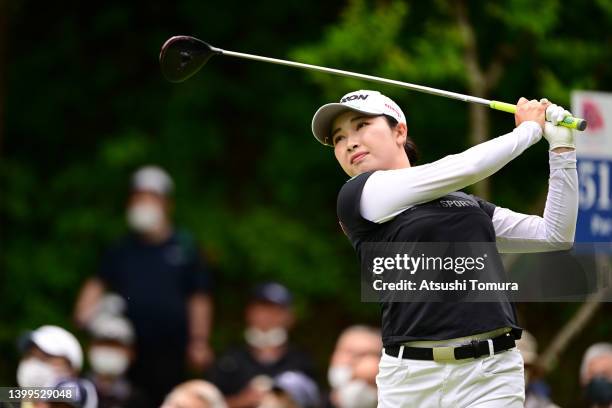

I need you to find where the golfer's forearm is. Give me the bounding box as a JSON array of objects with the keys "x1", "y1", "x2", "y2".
[
  {"x1": 544, "y1": 150, "x2": 579, "y2": 241},
  {"x1": 493, "y1": 150, "x2": 578, "y2": 253},
  {"x1": 361, "y1": 121, "x2": 542, "y2": 223}
]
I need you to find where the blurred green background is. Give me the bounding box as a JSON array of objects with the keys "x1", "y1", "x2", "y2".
[{"x1": 1, "y1": 0, "x2": 611, "y2": 406}]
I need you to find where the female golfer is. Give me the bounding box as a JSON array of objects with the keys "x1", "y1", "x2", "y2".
[{"x1": 311, "y1": 90, "x2": 578, "y2": 407}]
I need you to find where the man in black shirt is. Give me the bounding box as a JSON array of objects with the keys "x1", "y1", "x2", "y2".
[
  {"x1": 207, "y1": 282, "x2": 315, "y2": 408},
  {"x1": 74, "y1": 166, "x2": 214, "y2": 406}
]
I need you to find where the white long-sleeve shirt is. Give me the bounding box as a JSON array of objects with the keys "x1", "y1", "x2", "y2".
[{"x1": 359, "y1": 121, "x2": 578, "y2": 253}]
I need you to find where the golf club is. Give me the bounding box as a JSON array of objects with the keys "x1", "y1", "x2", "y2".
[{"x1": 160, "y1": 35, "x2": 587, "y2": 131}]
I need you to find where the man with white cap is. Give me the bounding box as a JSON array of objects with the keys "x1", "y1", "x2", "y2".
[
  {"x1": 74, "y1": 165, "x2": 214, "y2": 406},
  {"x1": 16, "y1": 325, "x2": 97, "y2": 408},
  {"x1": 85, "y1": 296, "x2": 148, "y2": 408},
  {"x1": 208, "y1": 283, "x2": 316, "y2": 408}
]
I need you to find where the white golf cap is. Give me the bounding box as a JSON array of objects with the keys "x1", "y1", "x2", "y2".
[
  {"x1": 88, "y1": 313, "x2": 135, "y2": 345},
  {"x1": 25, "y1": 325, "x2": 83, "y2": 371},
  {"x1": 131, "y1": 165, "x2": 174, "y2": 196},
  {"x1": 311, "y1": 90, "x2": 406, "y2": 146}
]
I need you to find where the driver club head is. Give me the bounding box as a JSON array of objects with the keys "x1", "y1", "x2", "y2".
[{"x1": 159, "y1": 36, "x2": 221, "y2": 83}]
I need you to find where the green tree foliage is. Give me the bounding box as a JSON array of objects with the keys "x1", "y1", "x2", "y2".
[
  {"x1": 1, "y1": 0, "x2": 611, "y2": 404},
  {"x1": 0, "y1": 0, "x2": 377, "y2": 385}
]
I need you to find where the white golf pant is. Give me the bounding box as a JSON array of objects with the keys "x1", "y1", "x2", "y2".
[{"x1": 376, "y1": 347, "x2": 525, "y2": 407}]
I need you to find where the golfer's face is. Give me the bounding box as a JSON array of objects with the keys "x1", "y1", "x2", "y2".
[{"x1": 332, "y1": 111, "x2": 401, "y2": 177}]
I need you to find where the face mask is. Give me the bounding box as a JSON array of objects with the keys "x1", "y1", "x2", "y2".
[
  {"x1": 245, "y1": 327, "x2": 288, "y2": 349},
  {"x1": 88, "y1": 346, "x2": 130, "y2": 376},
  {"x1": 17, "y1": 358, "x2": 61, "y2": 388},
  {"x1": 328, "y1": 365, "x2": 353, "y2": 389},
  {"x1": 585, "y1": 376, "x2": 612, "y2": 405},
  {"x1": 337, "y1": 380, "x2": 378, "y2": 408},
  {"x1": 126, "y1": 203, "x2": 164, "y2": 233}
]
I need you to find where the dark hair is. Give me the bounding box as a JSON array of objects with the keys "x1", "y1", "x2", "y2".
[{"x1": 383, "y1": 115, "x2": 418, "y2": 165}]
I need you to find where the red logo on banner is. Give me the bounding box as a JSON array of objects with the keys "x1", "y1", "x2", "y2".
[{"x1": 582, "y1": 100, "x2": 604, "y2": 132}]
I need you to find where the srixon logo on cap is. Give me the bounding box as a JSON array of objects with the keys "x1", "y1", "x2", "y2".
[{"x1": 341, "y1": 94, "x2": 369, "y2": 103}]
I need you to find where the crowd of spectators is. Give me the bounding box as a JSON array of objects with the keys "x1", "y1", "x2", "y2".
[{"x1": 5, "y1": 166, "x2": 611, "y2": 408}]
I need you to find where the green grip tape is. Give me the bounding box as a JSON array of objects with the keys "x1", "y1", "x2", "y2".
[
  {"x1": 489, "y1": 100, "x2": 588, "y2": 131},
  {"x1": 490, "y1": 101, "x2": 517, "y2": 114}
]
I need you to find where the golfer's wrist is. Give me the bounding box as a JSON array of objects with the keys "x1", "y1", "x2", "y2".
[
  {"x1": 549, "y1": 149, "x2": 577, "y2": 170},
  {"x1": 551, "y1": 146, "x2": 575, "y2": 153},
  {"x1": 516, "y1": 121, "x2": 543, "y2": 143},
  {"x1": 519, "y1": 121, "x2": 542, "y2": 131}
]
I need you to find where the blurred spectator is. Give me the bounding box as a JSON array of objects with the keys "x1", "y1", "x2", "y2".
[
  {"x1": 161, "y1": 380, "x2": 227, "y2": 408},
  {"x1": 74, "y1": 165, "x2": 214, "y2": 406},
  {"x1": 335, "y1": 354, "x2": 378, "y2": 408},
  {"x1": 207, "y1": 282, "x2": 315, "y2": 408},
  {"x1": 326, "y1": 326, "x2": 381, "y2": 408},
  {"x1": 16, "y1": 325, "x2": 97, "y2": 408},
  {"x1": 516, "y1": 330, "x2": 559, "y2": 408},
  {"x1": 580, "y1": 342, "x2": 612, "y2": 407},
  {"x1": 84, "y1": 296, "x2": 147, "y2": 407},
  {"x1": 258, "y1": 371, "x2": 320, "y2": 408}
]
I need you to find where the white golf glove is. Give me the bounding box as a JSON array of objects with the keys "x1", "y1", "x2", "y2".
[{"x1": 543, "y1": 102, "x2": 575, "y2": 151}]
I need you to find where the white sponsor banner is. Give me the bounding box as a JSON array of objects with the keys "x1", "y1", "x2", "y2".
[
  {"x1": 571, "y1": 91, "x2": 612, "y2": 159},
  {"x1": 572, "y1": 91, "x2": 612, "y2": 242}
]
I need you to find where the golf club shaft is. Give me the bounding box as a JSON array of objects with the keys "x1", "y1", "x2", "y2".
[
  {"x1": 218, "y1": 48, "x2": 586, "y2": 131},
  {"x1": 221, "y1": 49, "x2": 490, "y2": 104}
]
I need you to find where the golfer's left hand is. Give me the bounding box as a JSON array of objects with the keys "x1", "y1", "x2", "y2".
[{"x1": 542, "y1": 99, "x2": 576, "y2": 152}]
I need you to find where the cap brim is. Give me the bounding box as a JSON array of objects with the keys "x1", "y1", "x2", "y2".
[
  {"x1": 17, "y1": 331, "x2": 34, "y2": 353},
  {"x1": 311, "y1": 103, "x2": 383, "y2": 146},
  {"x1": 18, "y1": 332, "x2": 60, "y2": 359},
  {"x1": 29, "y1": 332, "x2": 59, "y2": 357}
]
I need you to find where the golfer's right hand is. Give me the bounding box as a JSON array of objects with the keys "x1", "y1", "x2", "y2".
[{"x1": 515, "y1": 97, "x2": 547, "y2": 130}]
